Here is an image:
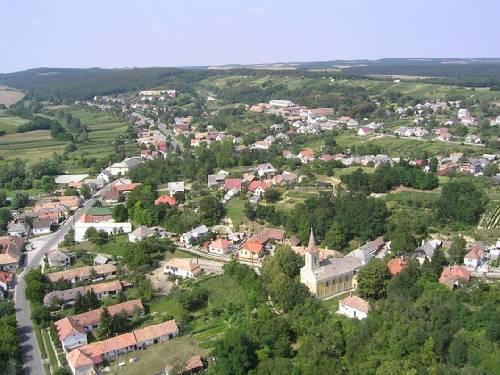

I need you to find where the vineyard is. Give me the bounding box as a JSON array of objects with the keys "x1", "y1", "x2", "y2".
[{"x1": 479, "y1": 201, "x2": 500, "y2": 229}]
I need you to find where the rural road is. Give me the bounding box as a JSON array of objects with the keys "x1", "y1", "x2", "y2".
[{"x1": 15, "y1": 185, "x2": 111, "y2": 375}]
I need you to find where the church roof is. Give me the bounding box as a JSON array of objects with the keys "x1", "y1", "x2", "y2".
[
  {"x1": 306, "y1": 228, "x2": 318, "y2": 253},
  {"x1": 311, "y1": 256, "x2": 363, "y2": 281}
]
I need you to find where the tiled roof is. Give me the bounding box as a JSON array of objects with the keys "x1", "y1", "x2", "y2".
[
  {"x1": 209, "y1": 238, "x2": 231, "y2": 251},
  {"x1": 340, "y1": 295, "x2": 370, "y2": 314},
  {"x1": 165, "y1": 258, "x2": 201, "y2": 273},
  {"x1": 224, "y1": 178, "x2": 242, "y2": 190},
  {"x1": 133, "y1": 319, "x2": 178, "y2": 343},
  {"x1": 387, "y1": 257, "x2": 407, "y2": 276},
  {"x1": 242, "y1": 241, "x2": 263, "y2": 253},
  {"x1": 46, "y1": 264, "x2": 117, "y2": 283},
  {"x1": 64, "y1": 300, "x2": 143, "y2": 329},
  {"x1": 55, "y1": 317, "x2": 85, "y2": 341},
  {"x1": 66, "y1": 348, "x2": 94, "y2": 368},
  {"x1": 155, "y1": 195, "x2": 177, "y2": 206},
  {"x1": 439, "y1": 266, "x2": 471, "y2": 287}
]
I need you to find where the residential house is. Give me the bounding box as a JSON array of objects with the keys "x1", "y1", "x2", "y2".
[
  {"x1": 253, "y1": 140, "x2": 271, "y2": 150},
  {"x1": 414, "y1": 239, "x2": 442, "y2": 264},
  {"x1": 387, "y1": 257, "x2": 407, "y2": 276},
  {"x1": 55, "y1": 316, "x2": 88, "y2": 352},
  {"x1": 439, "y1": 265, "x2": 471, "y2": 289},
  {"x1": 103, "y1": 189, "x2": 119, "y2": 204},
  {"x1": 7, "y1": 222, "x2": 29, "y2": 237},
  {"x1": 46, "y1": 264, "x2": 117, "y2": 284},
  {"x1": 252, "y1": 228, "x2": 286, "y2": 245},
  {"x1": 208, "y1": 238, "x2": 232, "y2": 255},
  {"x1": 43, "y1": 280, "x2": 126, "y2": 306},
  {"x1": 180, "y1": 225, "x2": 209, "y2": 248},
  {"x1": 0, "y1": 271, "x2": 14, "y2": 294},
  {"x1": 464, "y1": 242, "x2": 486, "y2": 269},
  {"x1": 248, "y1": 181, "x2": 272, "y2": 196},
  {"x1": 338, "y1": 294, "x2": 370, "y2": 320},
  {"x1": 108, "y1": 157, "x2": 144, "y2": 176},
  {"x1": 128, "y1": 225, "x2": 154, "y2": 242},
  {"x1": 357, "y1": 127, "x2": 374, "y2": 136},
  {"x1": 298, "y1": 148, "x2": 315, "y2": 164},
  {"x1": 346, "y1": 119, "x2": 359, "y2": 129},
  {"x1": 238, "y1": 241, "x2": 264, "y2": 261},
  {"x1": 0, "y1": 236, "x2": 24, "y2": 271},
  {"x1": 347, "y1": 237, "x2": 384, "y2": 265},
  {"x1": 32, "y1": 218, "x2": 52, "y2": 235},
  {"x1": 164, "y1": 258, "x2": 201, "y2": 278},
  {"x1": 167, "y1": 181, "x2": 185, "y2": 196},
  {"x1": 207, "y1": 170, "x2": 229, "y2": 188},
  {"x1": 66, "y1": 320, "x2": 179, "y2": 375},
  {"x1": 46, "y1": 250, "x2": 71, "y2": 268},
  {"x1": 256, "y1": 163, "x2": 276, "y2": 178},
  {"x1": 269, "y1": 99, "x2": 295, "y2": 107},
  {"x1": 300, "y1": 230, "x2": 363, "y2": 299},
  {"x1": 224, "y1": 178, "x2": 242, "y2": 192},
  {"x1": 155, "y1": 195, "x2": 177, "y2": 206},
  {"x1": 93, "y1": 254, "x2": 110, "y2": 266},
  {"x1": 457, "y1": 108, "x2": 470, "y2": 119}
]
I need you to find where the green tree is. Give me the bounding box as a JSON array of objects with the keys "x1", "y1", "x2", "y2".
[
  {"x1": 199, "y1": 195, "x2": 224, "y2": 225},
  {"x1": 264, "y1": 189, "x2": 281, "y2": 203},
  {"x1": 391, "y1": 229, "x2": 418, "y2": 255},
  {"x1": 356, "y1": 258, "x2": 390, "y2": 300},
  {"x1": 11, "y1": 191, "x2": 29, "y2": 209},
  {"x1": 97, "y1": 308, "x2": 113, "y2": 340},
  {"x1": 448, "y1": 236, "x2": 467, "y2": 264},
  {"x1": 79, "y1": 184, "x2": 91, "y2": 199},
  {"x1": 112, "y1": 204, "x2": 129, "y2": 222},
  {"x1": 213, "y1": 328, "x2": 257, "y2": 375},
  {"x1": 323, "y1": 222, "x2": 346, "y2": 250},
  {"x1": 437, "y1": 181, "x2": 487, "y2": 225},
  {"x1": 448, "y1": 334, "x2": 468, "y2": 367}
]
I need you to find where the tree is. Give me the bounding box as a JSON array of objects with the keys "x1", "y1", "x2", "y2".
[
  {"x1": 85, "y1": 227, "x2": 109, "y2": 248},
  {"x1": 79, "y1": 184, "x2": 91, "y2": 199},
  {"x1": 391, "y1": 228, "x2": 418, "y2": 255},
  {"x1": 0, "y1": 190, "x2": 7, "y2": 207},
  {"x1": 448, "y1": 236, "x2": 467, "y2": 264},
  {"x1": 112, "y1": 204, "x2": 129, "y2": 222},
  {"x1": 356, "y1": 259, "x2": 390, "y2": 300},
  {"x1": 97, "y1": 308, "x2": 113, "y2": 340},
  {"x1": 264, "y1": 189, "x2": 281, "y2": 203},
  {"x1": 448, "y1": 334, "x2": 468, "y2": 367},
  {"x1": 11, "y1": 191, "x2": 29, "y2": 209},
  {"x1": 213, "y1": 328, "x2": 257, "y2": 375},
  {"x1": 437, "y1": 181, "x2": 487, "y2": 225},
  {"x1": 199, "y1": 195, "x2": 224, "y2": 225},
  {"x1": 0, "y1": 209, "x2": 11, "y2": 231},
  {"x1": 24, "y1": 269, "x2": 46, "y2": 303},
  {"x1": 31, "y1": 305, "x2": 51, "y2": 327},
  {"x1": 323, "y1": 222, "x2": 346, "y2": 250}
]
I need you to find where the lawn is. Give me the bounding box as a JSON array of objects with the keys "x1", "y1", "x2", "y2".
[
  {"x1": 226, "y1": 196, "x2": 246, "y2": 229},
  {"x1": 107, "y1": 335, "x2": 209, "y2": 375},
  {"x1": 0, "y1": 111, "x2": 29, "y2": 133},
  {"x1": 75, "y1": 234, "x2": 130, "y2": 257},
  {"x1": 320, "y1": 291, "x2": 351, "y2": 313}
]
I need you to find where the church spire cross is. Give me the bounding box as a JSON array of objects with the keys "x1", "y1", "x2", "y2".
[{"x1": 307, "y1": 227, "x2": 318, "y2": 252}]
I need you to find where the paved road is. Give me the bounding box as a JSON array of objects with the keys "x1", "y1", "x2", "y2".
[
  {"x1": 158, "y1": 122, "x2": 183, "y2": 152},
  {"x1": 15, "y1": 185, "x2": 110, "y2": 375}
]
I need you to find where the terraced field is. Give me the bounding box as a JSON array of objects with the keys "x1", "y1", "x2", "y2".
[
  {"x1": 0, "y1": 130, "x2": 66, "y2": 160},
  {"x1": 479, "y1": 201, "x2": 500, "y2": 229}
]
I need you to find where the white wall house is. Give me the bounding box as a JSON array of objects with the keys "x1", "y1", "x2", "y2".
[
  {"x1": 74, "y1": 220, "x2": 132, "y2": 242},
  {"x1": 338, "y1": 295, "x2": 370, "y2": 320},
  {"x1": 164, "y1": 258, "x2": 201, "y2": 278}
]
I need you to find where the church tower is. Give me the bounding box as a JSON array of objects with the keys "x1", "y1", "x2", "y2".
[{"x1": 304, "y1": 228, "x2": 320, "y2": 270}]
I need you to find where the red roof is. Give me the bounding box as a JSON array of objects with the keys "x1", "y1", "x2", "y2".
[
  {"x1": 114, "y1": 183, "x2": 141, "y2": 192},
  {"x1": 340, "y1": 295, "x2": 370, "y2": 314},
  {"x1": 387, "y1": 257, "x2": 407, "y2": 276},
  {"x1": 0, "y1": 270, "x2": 13, "y2": 284},
  {"x1": 248, "y1": 181, "x2": 272, "y2": 193},
  {"x1": 209, "y1": 238, "x2": 231, "y2": 251},
  {"x1": 224, "y1": 178, "x2": 242, "y2": 190},
  {"x1": 464, "y1": 247, "x2": 485, "y2": 260},
  {"x1": 439, "y1": 266, "x2": 471, "y2": 288},
  {"x1": 242, "y1": 241, "x2": 264, "y2": 254},
  {"x1": 154, "y1": 195, "x2": 177, "y2": 206}
]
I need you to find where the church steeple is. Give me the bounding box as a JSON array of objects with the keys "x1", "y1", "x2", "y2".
[{"x1": 305, "y1": 228, "x2": 319, "y2": 269}]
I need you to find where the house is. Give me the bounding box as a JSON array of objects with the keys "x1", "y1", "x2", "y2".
[
  {"x1": 46, "y1": 250, "x2": 71, "y2": 268},
  {"x1": 224, "y1": 179, "x2": 242, "y2": 192},
  {"x1": 164, "y1": 258, "x2": 201, "y2": 278},
  {"x1": 457, "y1": 108, "x2": 470, "y2": 119},
  {"x1": 208, "y1": 238, "x2": 232, "y2": 255},
  {"x1": 248, "y1": 181, "x2": 272, "y2": 196},
  {"x1": 180, "y1": 225, "x2": 209, "y2": 248},
  {"x1": 253, "y1": 140, "x2": 271, "y2": 150},
  {"x1": 46, "y1": 264, "x2": 117, "y2": 284},
  {"x1": 387, "y1": 257, "x2": 407, "y2": 276},
  {"x1": 55, "y1": 316, "x2": 88, "y2": 352},
  {"x1": 166, "y1": 182, "x2": 185, "y2": 196},
  {"x1": 256, "y1": 163, "x2": 276, "y2": 178},
  {"x1": 298, "y1": 148, "x2": 315, "y2": 163},
  {"x1": 414, "y1": 239, "x2": 442, "y2": 264},
  {"x1": 66, "y1": 320, "x2": 179, "y2": 375},
  {"x1": 238, "y1": 241, "x2": 264, "y2": 261},
  {"x1": 346, "y1": 119, "x2": 359, "y2": 128},
  {"x1": 74, "y1": 219, "x2": 132, "y2": 242},
  {"x1": 7, "y1": 222, "x2": 29, "y2": 237},
  {"x1": 207, "y1": 171, "x2": 229, "y2": 188},
  {"x1": 97, "y1": 170, "x2": 113, "y2": 186},
  {"x1": 0, "y1": 271, "x2": 14, "y2": 293},
  {"x1": 300, "y1": 230, "x2": 363, "y2": 299},
  {"x1": 103, "y1": 189, "x2": 119, "y2": 204},
  {"x1": 439, "y1": 266, "x2": 471, "y2": 289},
  {"x1": 181, "y1": 355, "x2": 204, "y2": 374},
  {"x1": 269, "y1": 99, "x2": 295, "y2": 107},
  {"x1": 357, "y1": 127, "x2": 374, "y2": 136},
  {"x1": 338, "y1": 294, "x2": 370, "y2": 320},
  {"x1": 128, "y1": 225, "x2": 154, "y2": 242},
  {"x1": 155, "y1": 195, "x2": 177, "y2": 206},
  {"x1": 93, "y1": 254, "x2": 110, "y2": 266},
  {"x1": 0, "y1": 236, "x2": 24, "y2": 271},
  {"x1": 463, "y1": 242, "x2": 486, "y2": 269},
  {"x1": 55, "y1": 300, "x2": 143, "y2": 343},
  {"x1": 252, "y1": 228, "x2": 286, "y2": 245},
  {"x1": 43, "y1": 280, "x2": 126, "y2": 306},
  {"x1": 113, "y1": 183, "x2": 141, "y2": 194},
  {"x1": 32, "y1": 218, "x2": 52, "y2": 235},
  {"x1": 108, "y1": 157, "x2": 144, "y2": 176}
]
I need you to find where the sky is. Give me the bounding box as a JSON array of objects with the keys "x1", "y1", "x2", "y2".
[{"x1": 1, "y1": 0, "x2": 500, "y2": 73}]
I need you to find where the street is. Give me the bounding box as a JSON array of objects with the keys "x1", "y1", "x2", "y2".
[{"x1": 15, "y1": 185, "x2": 110, "y2": 375}]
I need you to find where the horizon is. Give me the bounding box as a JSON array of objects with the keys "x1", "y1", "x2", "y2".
[{"x1": 2, "y1": 0, "x2": 500, "y2": 73}]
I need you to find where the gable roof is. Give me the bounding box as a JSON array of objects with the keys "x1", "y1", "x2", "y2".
[
  {"x1": 387, "y1": 257, "x2": 407, "y2": 276},
  {"x1": 165, "y1": 258, "x2": 201, "y2": 273},
  {"x1": 224, "y1": 178, "x2": 242, "y2": 190},
  {"x1": 340, "y1": 295, "x2": 370, "y2": 314},
  {"x1": 209, "y1": 238, "x2": 231, "y2": 251},
  {"x1": 241, "y1": 241, "x2": 264, "y2": 253},
  {"x1": 439, "y1": 266, "x2": 471, "y2": 288},
  {"x1": 155, "y1": 195, "x2": 177, "y2": 206}
]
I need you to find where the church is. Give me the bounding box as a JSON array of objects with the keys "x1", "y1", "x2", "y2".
[{"x1": 300, "y1": 229, "x2": 363, "y2": 299}]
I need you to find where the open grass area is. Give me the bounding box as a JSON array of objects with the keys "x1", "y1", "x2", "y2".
[
  {"x1": 0, "y1": 130, "x2": 66, "y2": 160},
  {"x1": 107, "y1": 335, "x2": 209, "y2": 375},
  {"x1": 226, "y1": 196, "x2": 246, "y2": 229},
  {"x1": 75, "y1": 234, "x2": 130, "y2": 257},
  {"x1": 0, "y1": 110, "x2": 29, "y2": 133}
]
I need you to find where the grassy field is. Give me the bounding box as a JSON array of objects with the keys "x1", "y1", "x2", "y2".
[
  {"x1": 76, "y1": 234, "x2": 130, "y2": 257},
  {"x1": 107, "y1": 335, "x2": 209, "y2": 375},
  {"x1": 0, "y1": 110, "x2": 29, "y2": 133},
  {"x1": 226, "y1": 196, "x2": 246, "y2": 229}
]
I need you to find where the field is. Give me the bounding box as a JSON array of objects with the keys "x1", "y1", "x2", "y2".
[
  {"x1": 107, "y1": 335, "x2": 209, "y2": 375},
  {"x1": 0, "y1": 106, "x2": 135, "y2": 172},
  {"x1": 226, "y1": 196, "x2": 246, "y2": 229},
  {"x1": 479, "y1": 201, "x2": 500, "y2": 230},
  {"x1": 0, "y1": 86, "x2": 24, "y2": 106}
]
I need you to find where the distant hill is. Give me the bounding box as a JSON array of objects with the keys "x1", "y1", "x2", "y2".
[{"x1": 2, "y1": 58, "x2": 500, "y2": 100}]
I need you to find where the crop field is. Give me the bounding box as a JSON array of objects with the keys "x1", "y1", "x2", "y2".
[
  {"x1": 0, "y1": 110, "x2": 29, "y2": 133},
  {"x1": 0, "y1": 130, "x2": 66, "y2": 160},
  {"x1": 479, "y1": 201, "x2": 500, "y2": 230},
  {"x1": 0, "y1": 86, "x2": 24, "y2": 106}
]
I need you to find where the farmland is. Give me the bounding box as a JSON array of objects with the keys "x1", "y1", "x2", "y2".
[{"x1": 0, "y1": 85, "x2": 24, "y2": 106}]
